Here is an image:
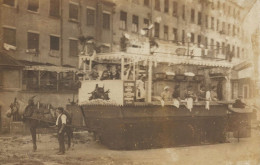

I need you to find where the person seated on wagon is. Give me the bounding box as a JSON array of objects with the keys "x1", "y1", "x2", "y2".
[
  {"x1": 185, "y1": 86, "x2": 195, "y2": 112},
  {"x1": 233, "y1": 95, "x2": 246, "y2": 108},
  {"x1": 160, "y1": 86, "x2": 172, "y2": 106},
  {"x1": 172, "y1": 85, "x2": 180, "y2": 108}
]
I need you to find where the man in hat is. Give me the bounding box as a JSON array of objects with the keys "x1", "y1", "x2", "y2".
[{"x1": 56, "y1": 107, "x2": 67, "y2": 155}]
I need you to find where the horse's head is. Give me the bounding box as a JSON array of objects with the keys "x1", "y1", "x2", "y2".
[{"x1": 6, "y1": 98, "x2": 19, "y2": 117}]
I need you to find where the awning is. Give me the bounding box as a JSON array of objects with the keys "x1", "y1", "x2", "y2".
[
  {"x1": 0, "y1": 51, "x2": 24, "y2": 69},
  {"x1": 233, "y1": 61, "x2": 253, "y2": 71},
  {"x1": 79, "y1": 52, "x2": 233, "y2": 68},
  {"x1": 19, "y1": 60, "x2": 77, "y2": 72}
]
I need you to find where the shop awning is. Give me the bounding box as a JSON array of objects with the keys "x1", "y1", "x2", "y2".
[
  {"x1": 19, "y1": 60, "x2": 77, "y2": 72},
  {"x1": 233, "y1": 61, "x2": 253, "y2": 71},
  {"x1": 0, "y1": 51, "x2": 24, "y2": 69}
]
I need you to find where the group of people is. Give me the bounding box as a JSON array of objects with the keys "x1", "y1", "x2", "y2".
[{"x1": 160, "y1": 85, "x2": 218, "y2": 111}]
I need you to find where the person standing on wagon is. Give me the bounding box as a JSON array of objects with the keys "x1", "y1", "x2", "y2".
[{"x1": 56, "y1": 107, "x2": 67, "y2": 155}]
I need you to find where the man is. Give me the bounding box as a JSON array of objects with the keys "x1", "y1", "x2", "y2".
[
  {"x1": 172, "y1": 85, "x2": 180, "y2": 108},
  {"x1": 205, "y1": 87, "x2": 212, "y2": 110},
  {"x1": 233, "y1": 96, "x2": 246, "y2": 108},
  {"x1": 136, "y1": 76, "x2": 146, "y2": 102},
  {"x1": 161, "y1": 86, "x2": 172, "y2": 107},
  {"x1": 56, "y1": 107, "x2": 67, "y2": 155}
]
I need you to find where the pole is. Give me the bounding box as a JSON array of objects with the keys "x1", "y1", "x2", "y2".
[
  {"x1": 121, "y1": 55, "x2": 124, "y2": 80},
  {"x1": 38, "y1": 71, "x2": 41, "y2": 90},
  {"x1": 133, "y1": 59, "x2": 136, "y2": 81},
  {"x1": 147, "y1": 59, "x2": 152, "y2": 102}
]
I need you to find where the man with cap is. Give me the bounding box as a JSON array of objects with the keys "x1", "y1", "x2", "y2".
[
  {"x1": 233, "y1": 95, "x2": 246, "y2": 108},
  {"x1": 56, "y1": 107, "x2": 67, "y2": 155}
]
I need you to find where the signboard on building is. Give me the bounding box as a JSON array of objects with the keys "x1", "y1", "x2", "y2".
[{"x1": 123, "y1": 81, "x2": 136, "y2": 105}]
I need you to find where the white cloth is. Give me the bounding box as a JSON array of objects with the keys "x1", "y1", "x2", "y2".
[
  {"x1": 186, "y1": 98, "x2": 193, "y2": 111},
  {"x1": 173, "y1": 99, "x2": 180, "y2": 108},
  {"x1": 56, "y1": 114, "x2": 67, "y2": 125},
  {"x1": 205, "y1": 91, "x2": 211, "y2": 110}
]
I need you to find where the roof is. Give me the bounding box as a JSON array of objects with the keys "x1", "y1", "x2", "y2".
[{"x1": 0, "y1": 51, "x2": 24, "y2": 68}]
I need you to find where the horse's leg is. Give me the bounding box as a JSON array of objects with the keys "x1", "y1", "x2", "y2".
[{"x1": 30, "y1": 127, "x2": 37, "y2": 152}]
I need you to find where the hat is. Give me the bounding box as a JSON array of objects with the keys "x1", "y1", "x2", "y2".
[
  {"x1": 164, "y1": 86, "x2": 169, "y2": 90},
  {"x1": 57, "y1": 107, "x2": 64, "y2": 111}
]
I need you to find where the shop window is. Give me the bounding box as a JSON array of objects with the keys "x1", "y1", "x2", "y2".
[
  {"x1": 191, "y1": 9, "x2": 195, "y2": 23},
  {"x1": 3, "y1": 0, "x2": 15, "y2": 6},
  {"x1": 103, "y1": 13, "x2": 110, "y2": 29},
  {"x1": 172, "y1": 1, "x2": 178, "y2": 17},
  {"x1": 3, "y1": 27, "x2": 16, "y2": 46},
  {"x1": 198, "y1": 12, "x2": 201, "y2": 25},
  {"x1": 69, "y1": 39, "x2": 78, "y2": 57},
  {"x1": 120, "y1": 11, "x2": 127, "y2": 30},
  {"x1": 154, "y1": 0, "x2": 160, "y2": 11},
  {"x1": 211, "y1": 17, "x2": 214, "y2": 30},
  {"x1": 27, "y1": 32, "x2": 39, "y2": 51},
  {"x1": 164, "y1": 25, "x2": 168, "y2": 40},
  {"x1": 86, "y1": 8, "x2": 95, "y2": 26},
  {"x1": 144, "y1": 0, "x2": 149, "y2": 6},
  {"x1": 164, "y1": 0, "x2": 169, "y2": 13},
  {"x1": 28, "y1": 0, "x2": 39, "y2": 12},
  {"x1": 173, "y1": 28, "x2": 178, "y2": 42},
  {"x1": 132, "y1": 15, "x2": 139, "y2": 33},
  {"x1": 50, "y1": 35, "x2": 59, "y2": 51},
  {"x1": 69, "y1": 3, "x2": 79, "y2": 21},
  {"x1": 154, "y1": 23, "x2": 160, "y2": 38},
  {"x1": 50, "y1": 0, "x2": 60, "y2": 17},
  {"x1": 182, "y1": 5, "x2": 185, "y2": 20}
]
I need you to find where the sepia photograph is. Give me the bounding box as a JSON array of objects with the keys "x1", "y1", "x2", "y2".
[{"x1": 0, "y1": 0, "x2": 260, "y2": 164}]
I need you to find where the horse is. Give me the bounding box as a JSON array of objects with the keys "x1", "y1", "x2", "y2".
[{"x1": 6, "y1": 97, "x2": 73, "y2": 152}]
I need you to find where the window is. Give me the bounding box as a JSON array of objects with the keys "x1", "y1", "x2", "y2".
[
  {"x1": 198, "y1": 12, "x2": 202, "y2": 25},
  {"x1": 216, "y1": 42, "x2": 220, "y2": 54},
  {"x1": 69, "y1": 39, "x2": 78, "y2": 57},
  {"x1": 228, "y1": 24, "x2": 230, "y2": 35},
  {"x1": 205, "y1": 37, "x2": 208, "y2": 49},
  {"x1": 182, "y1": 5, "x2": 185, "y2": 20},
  {"x1": 50, "y1": 36, "x2": 59, "y2": 50},
  {"x1": 190, "y1": 33, "x2": 194, "y2": 43},
  {"x1": 103, "y1": 13, "x2": 110, "y2": 29},
  {"x1": 223, "y1": 3, "x2": 225, "y2": 13},
  {"x1": 237, "y1": 47, "x2": 240, "y2": 58},
  {"x1": 27, "y1": 32, "x2": 39, "y2": 51},
  {"x1": 222, "y1": 22, "x2": 225, "y2": 33},
  {"x1": 120, "y1": 11, "x2": 127, "y2": 30},
  {"x1": 216, "y1": 19, "x2": 219, "y2": 31},
  {"x1": 173, "y1": 28, "x2": 178, "y2": 42},
  {"x1": 132, "y1": 15, "x2": 139, "y2": 33},
  {"x1": 144, "y1": 18, "x2": 149, "y2": 36},
  {"x1": 86, "y1": 8, "x2": 95, "y2": 26},
  {"x1": 232, "y1": 45, "x2": 235, "y2": 57},
  {"x1": 232, "y1": 25, "x2": 235, "y2": 36},
  {"x1": 164, "y1": 25, "x2": 168, "y2": 40},
  {"x1": 154, "y1": 23, "x2": 160, "y2": 38},
  {"x1": 164, "y1": 0, "x2": 169, "y2": 13},
  {"x1": 210, "y1": 39, "x2": 214, "y2": 50},
  {"x1": 144, "y1": 0, "x2": 149, "y2": 6},
  {"x1": 191, "y1": 9, "x2": 195, "y2": 23},
  {"x1": 173, "y1": 1, "x2": 178, "y2": 17},
  {"x1": 3, "y1": 0, "x2": 15, "y2": 6},
  {"x1": 69, "y1": 3, "x2": 79, "y2": 20},
  {"x1": 222, "y1": 42, "x2": 225, "y2": 54},
  {"x1": 211, "y1": 17, "x2": 214, "y2": 30},
  {"x1": 155, "y1": 0, "x2": 160, "y2": 11},
  {"x1": 205, "y1": 15, "x2": 208, "y2": 28},
  {"x1": 217, "y1": 1, "x2": 220, "y2": 9},
  {"x1": 182, "y1": 30, "x2": 185, "y2": 44},
  {"x1": 197, "y1": 35, "x2": 201, "y2": 46},
  {"x1": 50, "y1": 0, "x2": 60, "y2": 17},
  {"x1": 3, "y1": 27, "x2": 16, "y2": 46},
  {"x1": 28, "y1": 0, "x2": 39, "y2": 12},
  {"x1": 228, "y1": 6, "x2": 231, "y2": 15},
  {"x1": 233, "y1": 8, "x2": 236, "y2": 18}
]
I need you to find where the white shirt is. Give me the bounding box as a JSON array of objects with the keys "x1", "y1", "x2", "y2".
[
  {"x1": 56, "y1": 114, "x2": 67, "y2": 125},
  {"x1": 206, "y1": 91, "x2": 211, "y2": 101}
]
